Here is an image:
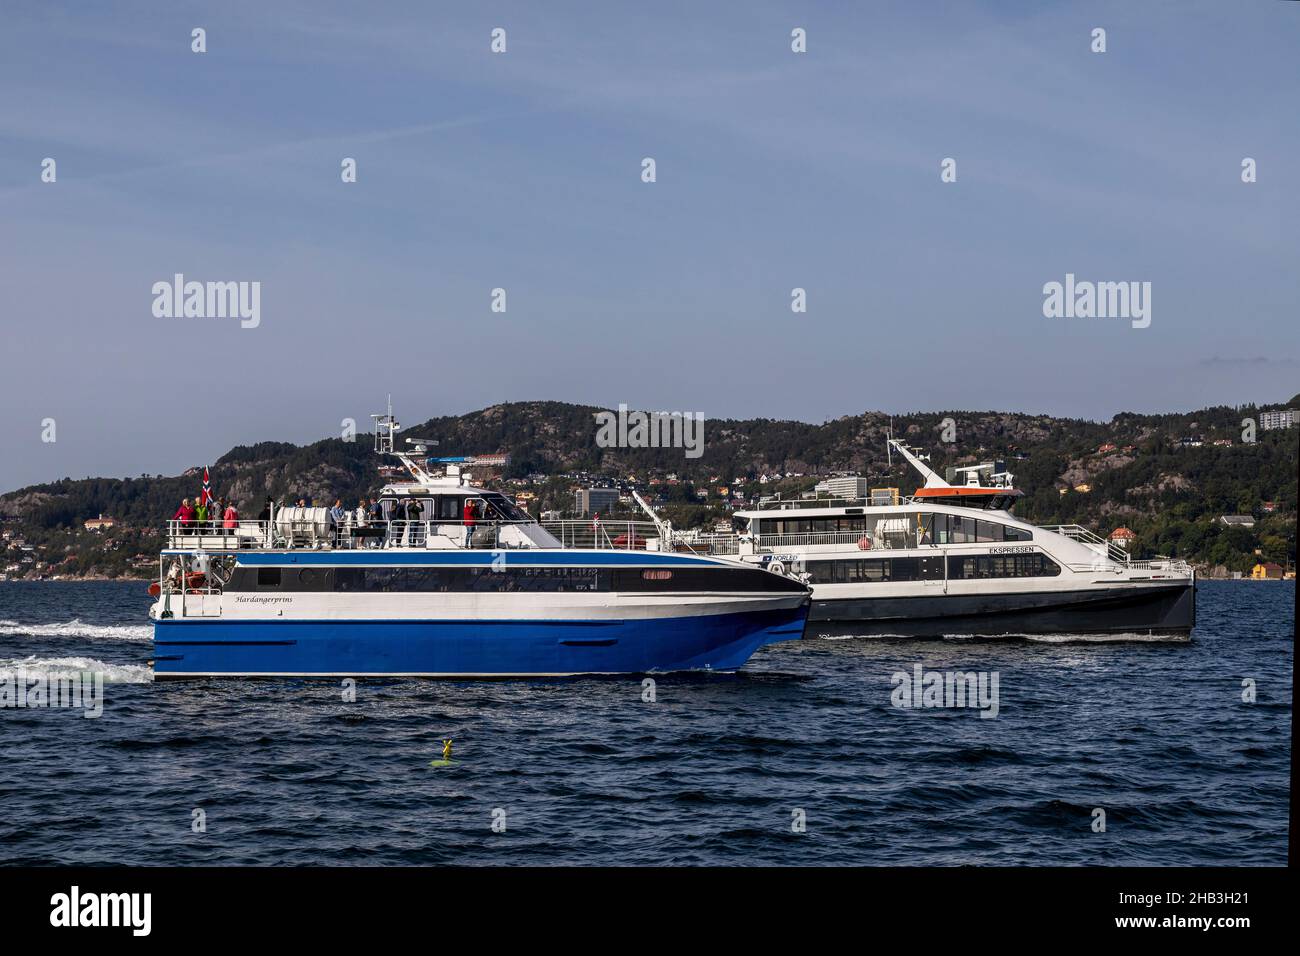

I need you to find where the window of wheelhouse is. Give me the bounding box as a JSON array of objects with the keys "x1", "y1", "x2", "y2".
[
  {"x1": 931, "y1": 513, "x2": 950, "y2": 544},
  {"x1": 480, "y1": 492, "x2": 529, "y2": 522},
  {"x1": 950, "y1": 515, "x2": 975, "y2": 544}
]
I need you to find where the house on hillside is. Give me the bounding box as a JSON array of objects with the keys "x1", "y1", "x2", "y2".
[
  {"x1": 1219, "y1": 515, "x2": 1256, "y2": 529},
  {"x1": 84, "y1": 514, "x2": 116, "y2": 531},
  {"x1": 1108, "y1": 527, "x2": 1137, "y2": 550}
]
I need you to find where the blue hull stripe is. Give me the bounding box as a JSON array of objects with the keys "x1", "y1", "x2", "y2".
[{"x1": 153, "y1": 607, "x2": 809, "y2": 677}]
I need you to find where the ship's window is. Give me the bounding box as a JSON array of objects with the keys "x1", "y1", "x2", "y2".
[
  {"x1": 947, "y1": 553, "x2": 1061, "y2": 579},
  {"x1": 257, "y1": 567, "x2": 281, "y2": 588},
  {"x1": 807, "y1": 558, "x2": 896, "y2": 583},
  {"x1": 482, "y1": 493, "x2": 530, "y2": 523},
  {"x1": 890, "y1": 557, "x2": 920, "y2": 581},
  {"x1": 436, "y1": 496, "x2": 462, "y2": 520},
  {"x1": 1004, "y1": 525, "x2": 1032, "y2": 542},
  {"x1": 950, "y1": 516, "x2": 975, "y2": 544},
  {"x1": 976, "y1": 520, "x2": 1001, "y2": 543},
  {"x1": 766, "y1": 516, "x2": 869, "y2": 535},
  {"x1": 642, "y1": 570, "x2": 673, "y2": 581},
  {"x1": 932, "y1": 513, "x2": 950, "y2": 544},
  {"x1": 915, "y1": 513, "x2": 933, "y2": 545},
  {"x1": 366, "y1": 568, "x2": 403, "y2": 591}
]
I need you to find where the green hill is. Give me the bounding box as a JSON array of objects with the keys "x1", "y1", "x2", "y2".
[{"x1": 1, "y1": 397, "x2": 1295, "y2": 579}]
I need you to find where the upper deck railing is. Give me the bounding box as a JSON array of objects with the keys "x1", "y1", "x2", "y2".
[
  {"x1": 164, "y1": 517, "x2": 661, "y2": 552},
  {"x1": 1040, "y1": 524, "x2": 1132, "y2": 564}
]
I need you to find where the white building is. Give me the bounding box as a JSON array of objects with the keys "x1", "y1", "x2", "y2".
[
  {"x1": 815, "y1": 476, "x2": 871, "y2": 499},
  {"x1": 1259, "y1": 409, "x2": 1296, "y2": 431}
]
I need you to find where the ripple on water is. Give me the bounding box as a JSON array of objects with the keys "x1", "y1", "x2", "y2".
[{"x1": 0, "y1": 579, "x2": 1290, "y2": 865}]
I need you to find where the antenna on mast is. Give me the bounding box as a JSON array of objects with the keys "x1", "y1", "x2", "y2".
[{"x1": 370, "y1": 395, "x2": 400, "y2": 456}]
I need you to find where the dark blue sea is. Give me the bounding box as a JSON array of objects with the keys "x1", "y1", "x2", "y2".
[{"x1": 0, "y1": 580, "x2": 1291, "y2": 866}]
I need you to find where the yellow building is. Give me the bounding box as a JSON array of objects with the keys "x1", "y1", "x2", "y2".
[{"x1": 1250, "y1": 562, "x2": 1285, "y2": 580}]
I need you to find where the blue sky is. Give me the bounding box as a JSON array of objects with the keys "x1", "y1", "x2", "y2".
[{"x1": 1, "y1": 1, "x2": 1297, "y2": 491}]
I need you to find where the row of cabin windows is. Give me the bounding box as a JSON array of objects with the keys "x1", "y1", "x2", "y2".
[
  {"x1": 754, "y1": 512, "x2": 1032, "y2": 544},
  {"x1": 807, "y1": 553, "x2": 1061, "y2": 584},
  {"x1": 373, "y1": 492, "x2": 529, "y2": 523},
  {"x1": 238, "y1": 565, "x2": 801, "y2": 594},
  {"x1": 251, "y1": 566, "x2": 603, "y2": 593}
]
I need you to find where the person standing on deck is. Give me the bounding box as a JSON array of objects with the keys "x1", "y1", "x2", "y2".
[
  {"x1": 173, "y1": 498, "x2": 196, "y2": 529},
  {"x1": 223, "y1": 500, "x2": 239, "y2": 530},
  {"x1": 353, "y1": 499, "x2": 368, "y2": 550},
  {"x1": 401, "y1": 497, "x2": 421, "y2": 547},
  {"x1": 463, "y1": 498, "x2": 477, "y2": 548},
  {"x1": 329, "y1": 499, "x2": 346, "y2": 546}
]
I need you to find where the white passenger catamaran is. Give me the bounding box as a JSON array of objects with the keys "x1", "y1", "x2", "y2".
[
  {"x1": 148, "y1": 405, "x2": 810, "y2": 678},
  {"x1": 702, "y1": 439, "x2": 1195, "y2": 637}
]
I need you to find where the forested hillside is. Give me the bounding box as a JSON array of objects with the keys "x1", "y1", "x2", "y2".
[{"x1": 2, "y1": 396, "x2": 1295, "y2": 578}]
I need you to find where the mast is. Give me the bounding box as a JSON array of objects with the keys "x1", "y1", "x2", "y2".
[
  {"x1": 630, "y1": 488, "x2": 674, "y2": 543},
  {"x1": 887, "y1": 437, "x2": 948, "y2": 489},
  {"x1": 370, "y1": 399, "x2": 439, "y2": 486}
]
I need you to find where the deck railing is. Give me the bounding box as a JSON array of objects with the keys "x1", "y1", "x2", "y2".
[
  {"x1": 165, "y1": 517, "x2": 660, "y2": 552},
  {"x1": 541, "y1": 520, "x2": 659, "y2": 550},
  {"x1": 1041, "y1": 524, "x2": 1131, "y2": 564}
]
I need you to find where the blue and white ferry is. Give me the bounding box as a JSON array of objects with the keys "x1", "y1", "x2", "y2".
[{"x1": 148, "y1": 408, "x2": 810, "y2": 678}]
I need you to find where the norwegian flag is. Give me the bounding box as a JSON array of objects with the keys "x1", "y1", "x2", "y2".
[
  {"x1": 200, "y1": 467, "x2": 213, "y2": 507},
  {"x1": 591, "y1": 512, "x2": 600, "y2": 531}
]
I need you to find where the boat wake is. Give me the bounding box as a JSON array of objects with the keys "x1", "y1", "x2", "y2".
[
  {"x1": 0, "y1": 654, "x2": 152, "y2": 683},
  {"x1": 0, "y1": 618, "x2": 152, "y2": 641}
]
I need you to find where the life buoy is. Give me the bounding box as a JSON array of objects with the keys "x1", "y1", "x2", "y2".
[
  {"x1": 151, "y1": 571, "x2": 204, "y2": 596},
  {"x1": 857, "y1": 535, "x2": 872, "y2": 550}
]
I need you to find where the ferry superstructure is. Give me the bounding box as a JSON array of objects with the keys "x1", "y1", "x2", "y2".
[
  {"x1": 714, "y1": 440, "x2": 1195, "y2": 637},
  {"x1": 148, "y1": 408, "x2": 809, "y2": 678}
]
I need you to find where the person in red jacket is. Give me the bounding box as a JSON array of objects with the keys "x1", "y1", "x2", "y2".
[
  {"x1": 173, "y1": 498, "x2": 196, "y2": 529},
  {"x1": 463, "y1": 498, "x2": 477, "y2": 548}
]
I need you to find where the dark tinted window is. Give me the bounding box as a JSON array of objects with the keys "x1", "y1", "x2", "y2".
[
  {"x1": 807, "y1": 557, "x2": 942, "y2": 584},
  {"x1": 948, "y1": 553, "x2": 1060, "y2": 579}
]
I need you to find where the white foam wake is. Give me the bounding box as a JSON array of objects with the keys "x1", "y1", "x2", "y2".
[
  {"x1": 0, "y1": 655, "x2": 152, "y2": 683},
  {"x1": 0, "y1": 618, "x2": 152, "y2": 641}
]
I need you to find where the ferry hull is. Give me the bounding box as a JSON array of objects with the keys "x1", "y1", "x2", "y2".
[
  {"x1": 808, "y1": 582, "x2": 1195, "y2": 637},
  {"x1": 152, "y1": 604, "x2": 809, "y2": 678}
]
